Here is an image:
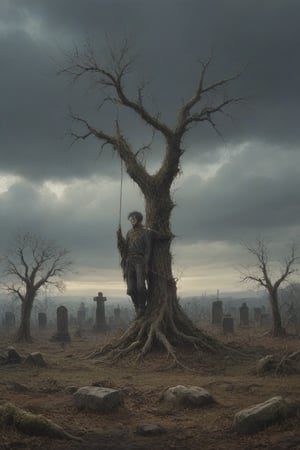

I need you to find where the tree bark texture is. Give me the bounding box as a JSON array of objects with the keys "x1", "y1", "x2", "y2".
[
  {"x1": 98, "y1": 157, "x2": 220, "y2": 362},
  {"x1": 268, "y1": 290, "x2": 285, "y2": 337},
  {"x1": 16, "y1": 295, "x2": 35, "y2": 342}
]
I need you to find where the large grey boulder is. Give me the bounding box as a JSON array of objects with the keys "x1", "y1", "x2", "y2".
[
  {"x1": 160, "y1": 385, "x2": 214, "y2": 408},
  {"x1": 73, "y1": 386, "x2": 123, "y2": 413},
  {"x1": 233, "y1": 396, "x2": 300, "y2": 434}
]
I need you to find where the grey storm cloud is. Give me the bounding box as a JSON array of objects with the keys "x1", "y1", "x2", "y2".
[
  {"x1": 1, "y1": 0, "x2": 300, "y2": 295},
  {"x1": 1, "y1": 0, "x2": 300, "y2": 182},
  {"x1": 174, "y1": 144, "x2": 300, "y2": 243}
]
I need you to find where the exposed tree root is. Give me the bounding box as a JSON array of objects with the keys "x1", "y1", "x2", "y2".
[{"x1": 88, "y1": 304, "x2": 232, "y2": 368}]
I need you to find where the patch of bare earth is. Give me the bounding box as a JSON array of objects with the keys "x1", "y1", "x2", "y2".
[{"x1": 0, "y1": 324, "x2": 300, "y2": 450}]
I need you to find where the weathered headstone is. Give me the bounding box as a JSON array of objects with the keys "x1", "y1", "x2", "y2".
[
  {"x1": 136, "y1": 424, "x2": 166, "y2": 436},
  {"x1": 222, "y1": 315, "x2": 234, "y2": 334},
  {"x1": 239, "y1": 302, "x2": 249, "y2": 326},
  {"x1": 38, "y1": 312, "x2": 47, "y2": 330},
  {"x1": 51, "y1": 306, "x2": 70, "y2": 342},
  {"x1": 212, "y1": 300, "x2": 223, "y2": 325},
  {"x1": 93, "y1": 292, "x2": 107, "y2": 332}
]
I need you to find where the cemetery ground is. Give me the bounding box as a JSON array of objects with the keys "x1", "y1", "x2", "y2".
[{"x1": 0, "y1": 324, "x2": 300, "y2": 450}]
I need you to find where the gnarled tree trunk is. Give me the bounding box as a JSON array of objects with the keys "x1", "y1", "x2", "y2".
[
  {"x1": 16, "y1": 295, "x2": 35, "y2": 342},
  {"x1": 269, "y1": 290, "x2": 285, "y2": 337},
  {"x1": 98, "y1": 164, "x2": 219, "y2": 362}
]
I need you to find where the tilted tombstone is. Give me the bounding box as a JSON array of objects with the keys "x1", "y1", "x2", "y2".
[
  {"x1": 38, "y1": 312, "x2": 47, "y2": 330},
  {"x1": 222, "y1": 315, "x2": 234, "y2": 334},
  {"x1": 5, "y1": 312, "x2": 16, "y2": 330},
  {"x1": 93, "y1": 292, "x2": 107, "y2": 332},
  {"x1": 239, "y1": 302, "x2": 249, "y2": 326},
  {"x1": 212, "y1": 300, "x2": 223, "y2": 325}
]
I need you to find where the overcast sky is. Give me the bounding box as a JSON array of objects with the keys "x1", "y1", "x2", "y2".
[{"x1": 1, "y1": 0, "x2": 300, "y2": 300}]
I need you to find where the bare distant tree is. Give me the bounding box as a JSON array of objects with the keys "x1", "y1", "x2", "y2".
[
  {"x1": 60, "y1": 39, "x2": 243, "y2": 362},
  {"x1": 0, "y1": 232, "x2": 72, "y2": 342},
  {"x1": 240, "y1": 239, "x2": 299, "y2": 337}
]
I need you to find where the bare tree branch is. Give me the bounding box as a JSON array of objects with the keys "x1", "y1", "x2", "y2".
[
  {"x1": 240, "y1": 238, "x2": 300, "y2": 337},
  {"x1": 60, "y1": 39, "x2": 172, "y2": 138},
  {"x1": 0, "y1": 232, "x2": 73, "y2": 342},
  {"x1": 175, "y1": 57, "x2": 245, "y2": 136}
]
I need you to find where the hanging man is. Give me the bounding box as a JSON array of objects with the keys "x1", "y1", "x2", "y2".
[{"x1": 117, "y1": 211, "x2": 153, "y2": 315}]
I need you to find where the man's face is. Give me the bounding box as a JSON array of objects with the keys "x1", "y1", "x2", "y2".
[{"x1": 129, "y1": 215, "x2": 138, "y2": 227}]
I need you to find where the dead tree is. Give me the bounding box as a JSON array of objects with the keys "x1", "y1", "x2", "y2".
[
  {"x1": 241, "y1": 239, "x2": 299, "y2": 337},
  {"x1": 0, "y1": 232, "x2": 72, "y2": 342},
  {"x1": 61, "y1": 40, "x2": 243, "y2": 361}
]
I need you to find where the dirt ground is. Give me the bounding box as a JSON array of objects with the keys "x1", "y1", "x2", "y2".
[{"x1": 0, "y1": 323, "x2": 300, "y2": 450}]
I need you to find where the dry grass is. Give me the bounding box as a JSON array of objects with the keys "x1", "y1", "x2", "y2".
[{"x1": 0, "y1": 323, "x2": 299, "y2": 450}]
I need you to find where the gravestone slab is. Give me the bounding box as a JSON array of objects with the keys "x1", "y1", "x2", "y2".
[{"x1": 51, "y1": 306, "x2": 70, "y2": 342}]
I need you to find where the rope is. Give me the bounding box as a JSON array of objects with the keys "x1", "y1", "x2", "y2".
[{"x1": 118, "y1": 158, "x2": 124, "y2": 227}]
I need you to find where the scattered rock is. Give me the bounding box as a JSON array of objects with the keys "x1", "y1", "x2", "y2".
[
  {"x1": 233, "y1": 396, "x2": 300, "y2": 434},
  {"x1": 160, "y1": 385, "x2": 214, "y2": 408},
  {"x1": 276, "y1": 350, "x2": 300, "y2": 375},
  {"x1": 256, "y1": 355, "x2": 276, "y2": 374},
  {"x1": 136, "y1": 423, "x2": 166, "y2": 436},
  {"x1": 255, "y1": 350, "x2": 300, "y2": 376},
  {"x1": 65, "y1": 385, "x2": 78, "y2": 394},
  {"x1": 6, "y1": 347, "x2": 22, "y2": 364},
  {"x1": 73, "y1": 386, "x2": 124, "y2": 413},
  {"x1": 24, "y1": 352, "x2": 47, "y2": 368},
  {"x1": 10, "y1": 382, "x2": 30, "y2": 393}
]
